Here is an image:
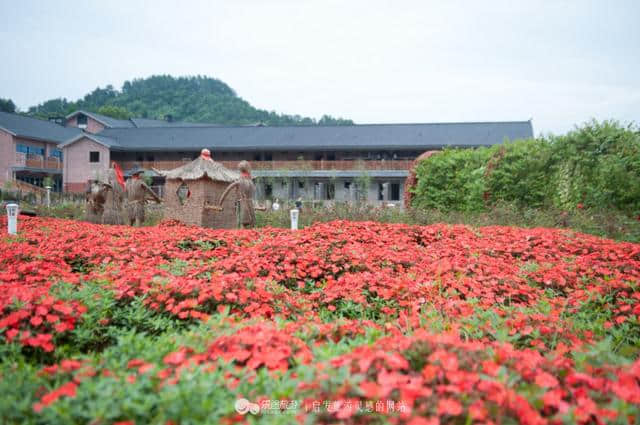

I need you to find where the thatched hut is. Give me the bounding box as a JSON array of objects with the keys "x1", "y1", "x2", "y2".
[{"x1": 156, "y1": 149, "x2": 239, "y2": 228}]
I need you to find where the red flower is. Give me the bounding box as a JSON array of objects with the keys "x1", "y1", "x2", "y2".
[
  {"x1": 163, "y1": 349, "x2": 187, "y2": 366},
  {"x1": 437, "y1": 398, "x2": 463, "y2": 416},
  {"x1": 534, "y1": 371, "x2": 559, "y2": 388}
]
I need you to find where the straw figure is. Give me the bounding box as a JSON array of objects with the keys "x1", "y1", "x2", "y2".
[
  {"x1": 101, "y1": 167, "x2": 126, "y2": 225},
  {"x1": 210, "y1": 160, "x2": 266, "y2": 229},
  {"x1": 124, "y1": 165, "x2": 162, "y2": 227},
  {"x1": 84, "y1": 180, "x2": 107, "y2": 223}
]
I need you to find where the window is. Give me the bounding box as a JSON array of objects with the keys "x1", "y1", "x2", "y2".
[
  {"x1": 264, "y1": 183, "x2": 273, "y2": 198},
  {"x1": 253, "y1": 153, "x2": 262, "y2": 161},
  {"x1": 314, "y1": 182, "x2": 324, "y2": 200},
  {"x1": 378, "y1": 183, "x2": 391, "y2": 201},
  {"x1": 177, "y1": 183, "x2": 190, "y2": 205},
  {"x1": 51, "y1": 149, "x2": 63, "y2": 161},
  {"x1": 298, "y1": 181, "x2": 305, "y2": 189},
  {"x1": 314, "y1": 154, "x2": 323, "y2": 161},
  {"x1": 264, "y1": 153, "x2": 272, "y2": 161},
  {"x1": 390, "y1": 183, "x2": 400, "y2": 201},
  {"x1": 89, "y1": 151, "x2": 100, "y2": 163},
  {"x1": 16, "y1": 144, "x2": 45, "y2": 156},
  {"x1": 327, "y1": 152, "x2": 336, "y2": 161},
  {"x1": 77, "y1": 114, "x2": 88, "y2": 125},
  {"x1": 343, "y1": 182, "x2": 352, "y2": 200},
  {"x1": 327, "y1": 183, "x2": 335, "y2": 200}
]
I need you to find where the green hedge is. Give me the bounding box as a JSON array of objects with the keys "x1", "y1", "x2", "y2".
[{"x1": 411, "y1": 120, "x2": 640, "y2": 214}]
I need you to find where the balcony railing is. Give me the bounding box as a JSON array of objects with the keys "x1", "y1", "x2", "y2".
[
  {"x1": 14, "y1": 152, "x2": 63, "y2": 170},
  {"x1": 117, "y1": 159, "x2": 413, "y2": 173}
]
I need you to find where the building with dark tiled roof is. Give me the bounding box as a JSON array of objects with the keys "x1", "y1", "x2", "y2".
[
  {"x1": 0, "y1": 111, "x2": 82, "y2": 190},
  {"x1": 0, "y1": 110, "x2": 534, "y2": 204}
]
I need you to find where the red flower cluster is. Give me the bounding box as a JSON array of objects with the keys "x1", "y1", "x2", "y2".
[
  {"x1": 1, "y1": 216, "x2": 639, "y2": 424},
  {"x1": 319, "y1": 329, "x2": 640, "y2": 424}
]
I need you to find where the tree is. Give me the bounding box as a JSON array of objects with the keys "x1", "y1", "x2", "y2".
[
  {"x1": 27, "y1": 75, "x2": 354, "y2": 126},
  {"x1": 28, "y1": 98, "x2": 72, "y2": 118},
  {"x1": 0, "y1": 98, "x2": 16, "y2": 113},
  {"x1": 97, "y1": 105, "x2": 132, "y2": 119}
]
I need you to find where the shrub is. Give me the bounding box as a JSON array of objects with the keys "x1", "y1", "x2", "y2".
[
  {"x1": 411, "y1": 120, "x2": 640, "y2": 215},
  {"x1": 411, "y1": 147, "x2": 491, "y2": 211}
]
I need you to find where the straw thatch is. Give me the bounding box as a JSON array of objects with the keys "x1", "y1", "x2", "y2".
[{"x1": 155, "y1": 156, "x2": 239, "y2": 182}]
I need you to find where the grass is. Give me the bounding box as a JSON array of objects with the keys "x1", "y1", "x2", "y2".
[
  {"x1": 256, "y1": 201, "x2": 640, "y2": 243},
  {"x1": 4, "y1": 199, "x2": 639, "y2": 243}
]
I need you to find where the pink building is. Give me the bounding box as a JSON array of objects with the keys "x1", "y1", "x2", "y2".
[
  {"x1": 0, "y1": 111, "x2": 81, "y2": 191},
  {"x1": 65, "y1": 110, "x2": 135, "y2": 134},
  {"x1": 1, "y1": 110, "x2": 534, "y2": 204},
  {"x1": 59, "y1": 133, "x2": 112, "y2": 193}
]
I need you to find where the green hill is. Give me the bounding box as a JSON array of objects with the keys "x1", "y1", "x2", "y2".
[{"x1": 26, "y1": 75, "x2": 353, "y2": 126}]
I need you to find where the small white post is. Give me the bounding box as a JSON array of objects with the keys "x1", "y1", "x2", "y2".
[
  {"x1": 6, "y1": 203, "x2": 19, "y2": 235},
  {"x1": 45, "y1": 186, "x2": 51, "y2": 208},
  {"x1": 290, "y1": 208, "x2": 299, "y2": 230}
]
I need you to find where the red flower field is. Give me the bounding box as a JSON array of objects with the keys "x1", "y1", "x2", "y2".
[{"x1": 0, "y1": 216, "x2": 639, "y2": 424}]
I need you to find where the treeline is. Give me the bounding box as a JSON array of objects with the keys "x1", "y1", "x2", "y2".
[
  {"x1": 0, "y1": 98, "x2": 16, "y2": 113},
  {"x1": 25, "y1": 75, "x2": 354, "y2": 126},
  {"x1": 412, "y1": 120, "x2": 640, "y2": 215}
]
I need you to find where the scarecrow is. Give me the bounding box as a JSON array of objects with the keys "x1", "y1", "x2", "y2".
[
  {"x1": 211, "y1": 160, "x2": 265, "y2": 228},
  {"x1": 101, "y1": 164, "x2": 126, "y2": 225},
  {"x1": 124, "y1": 164, "x2": 162, "y2": 226},
  {"x1": 84, "y1": 179, "x2": 108, "y2": 223}
]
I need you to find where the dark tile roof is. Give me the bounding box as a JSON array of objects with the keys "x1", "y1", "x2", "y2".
[
  {"x1": 0, "y1": 111, "x2": 82, "y2": 143},
  {"x1": 96, "y1": 121, "x2": 534, "y2": 152},
  {"x1": 130, "y1": 118, "x2": 217, "y2": 128},
  {"x1": 89, "y1": 134, "x2": 120, "y2": 148},
  {"x1": 60, "y1": 133, "x2": 119, "y2": 149},
  {"x1": 66, "y1": 110, "x2": 135, "y2": 128},
  {"x1": 67, "y1": 110, "x2": 218, "y2": 129}
]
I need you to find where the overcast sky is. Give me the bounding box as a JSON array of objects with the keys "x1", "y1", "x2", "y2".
[{"x1": 1, "y1": 0, "x2": 638, "y2": 134}]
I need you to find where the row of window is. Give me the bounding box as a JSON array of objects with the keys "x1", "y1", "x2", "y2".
[
  {"x1": 16, "y1": 144, "x2": 44, "y2": 156},
  {"x1": 16, "y1": 144, "x2": 63, "y2": 160},
  {"x1": 15, "y1": 175, "x2": 63, "y2": 191},
  {"x1": 261, "y1": 181, "x2": 401, "y2": 201},
  {"x1": 252, "y1": 153, "x2": 410, "y2": 161}
]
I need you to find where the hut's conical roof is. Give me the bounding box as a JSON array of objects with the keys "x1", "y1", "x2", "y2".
[{"x1": 155, "y1": 155, "x2": 239, "y2": 182}]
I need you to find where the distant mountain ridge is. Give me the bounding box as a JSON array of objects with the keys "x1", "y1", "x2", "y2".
[{"x1": 26, "y1": 75, "x2": 353, "y2": 126}]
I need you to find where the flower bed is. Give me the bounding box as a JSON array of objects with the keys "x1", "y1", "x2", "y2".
[{"x1": 1, "y1": 216, "x2": 639, "y2": 424}]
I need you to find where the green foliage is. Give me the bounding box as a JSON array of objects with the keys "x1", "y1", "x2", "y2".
[
  {"x1": 549, "y1": 120, "x2": 640, "y2": 212},
  {"x1": 255, "y1": 201, "x2": 640, "y2": 243},
  {"x1": 0, "y1": 97, "x2": 16, "y2": 113},
  {"x1": 485, "y1": 139, "x2": 555, "y2": 208},
  {"x1": 411, "y1": 120, "x2": 640, "y2": 214},
  {"x1": 412, "y1": 147, "x2": 491, "y2": 211},
  {"x1": 26, "y1": 75, "x2": 353, "y2": 126},
  {"x1": 96, "y1": 105, "x2": 132, "y2": 119}
]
